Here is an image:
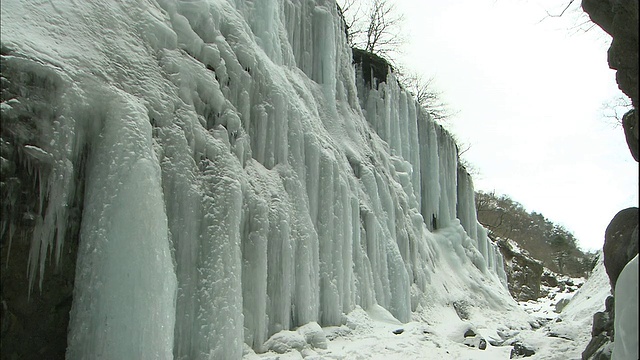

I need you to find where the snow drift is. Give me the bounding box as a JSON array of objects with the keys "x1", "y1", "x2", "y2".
[{"x1": 1, "y1": 0, "x2": 515, "y2": 358}]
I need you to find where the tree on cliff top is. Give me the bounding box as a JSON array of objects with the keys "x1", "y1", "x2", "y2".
[
  {"x1": 338, "y1": 0, "x2": 404, "y2": 57},
  {"x1": 338, "y1": 0, "x2": 456, "y2": 123},
  {"x1": 396, "y1": 70, "x2": 458, "y2": 123}
]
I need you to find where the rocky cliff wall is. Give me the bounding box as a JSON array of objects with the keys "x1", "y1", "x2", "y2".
[{"x1": 580, "y1": 1, "x2": 638, "y2": 358}]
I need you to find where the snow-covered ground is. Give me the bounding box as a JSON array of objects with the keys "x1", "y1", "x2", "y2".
[{"x1": 245, "y1": 254, "x2": 610, "y2": 360}]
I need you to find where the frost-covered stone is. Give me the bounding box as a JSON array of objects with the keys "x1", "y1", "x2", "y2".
[
  {"x1": 296, "y1": 322, "x2": 327, "y2": 350},
  {"x1": 510, "y1": 342, "x2": 536, "y2": 358},
  {"x1": 263, "y1": 331, "x2": 307, "y2": 354}
]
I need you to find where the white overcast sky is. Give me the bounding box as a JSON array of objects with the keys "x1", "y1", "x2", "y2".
[{"x1": 393, "y1": 0, "x2": 638, "y2": 251}]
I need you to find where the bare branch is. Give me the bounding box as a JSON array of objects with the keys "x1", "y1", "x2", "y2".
[
  {"x1": 396, "y1": 70, "x2": 457, "y2": 122},
  {"x1": 339, "y1": 0, "x2": 404, "y2": 56},
  {"x1": 457, "y1": 143, "x2": 471, "y2": 157},
  {"x1": 542, "y1": 0, "x2": 575, "y2": 19},
  {"x1": 601, "y1": 96, "x2": 633, "y2": 128}
]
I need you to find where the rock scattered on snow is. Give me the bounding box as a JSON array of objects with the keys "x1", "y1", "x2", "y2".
[
  {"x1": 554, "y1": 298, "x2": 570, "y2": 313},
  {"x1": 462, "y1": 334, "x2": 488, "y2": 350},
  {"x1": 452, "y1": 300, "x2": 470, "y2": 320},
  {"x1": 510, "y1": 342, "x2": 535, "y2": 358},
  {"x1": 479, "y1": 338, "x2": 487, "y2": 350}
]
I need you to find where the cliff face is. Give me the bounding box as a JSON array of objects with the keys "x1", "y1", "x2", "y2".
[
  {"x1": 0, "y1": 0, "x2": 514, "y2": 358},
  {"x1": 580, "y1": 1, "x2": 639, "y2": 358},
  {"x1": 496, "y1": 238, "x2": 544, "y2": 302},
  {"x1": 582, "y1": 0, "x2": 639, "y2": 161}
]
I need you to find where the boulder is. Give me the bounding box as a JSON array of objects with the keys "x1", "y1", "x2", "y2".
[
  {"x1": 604, "y1": 295, "x2": 614, "y2": 313},
  {"x1": 541, "y1": 271, "x2": 559, "y2": 287},
  {"x1": 582, "y1": 333, "x2": 612, "y2": 360},
  {"x1": 296, "y1": 322, "x2": 327, "y2": 350},
  {"x1": 510, "y1": 342, "x2": 535, "y2": 358},
  {"x1": 463, "y1": 334, "x2": 487, "y2": 350},
  {"x1": 592, "y1": 312, "x2": 610, "y2": 337},
  {"x1": 479, "y1": 338, "x2": 487, "y2": 350},
  {"x1": 263, "y1": 330, "x2": 307, "y2": 354},
  {"x1": 452, "y1": 300, "x2": 470, "y2": 320},
  {"x1": 603, "y1": 207, "x2": 639, "y2": 290},
  {"x1": 464, "y1": 329, "x2": 476, "y2": 338},
  {"x1": 555, "y1": 298, "x2": 571, "y2": 313},
  {"x1": 581, "y1": 296, "x2": 616, "y2": 359}
]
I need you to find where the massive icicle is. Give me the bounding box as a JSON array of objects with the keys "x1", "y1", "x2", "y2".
[
  {"x1": 65, "y1": 92, "x2": 177, "y2": 359},
  {"x1": 1, "y1": 0, "x2": 515, "y2": 357}
]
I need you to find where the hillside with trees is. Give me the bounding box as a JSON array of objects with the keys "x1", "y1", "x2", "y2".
[{"x1": 475, "y1": 190, "x2": 596, "y2": 278}]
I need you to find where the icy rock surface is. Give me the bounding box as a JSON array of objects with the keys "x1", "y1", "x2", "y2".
[
  {"x1": 1, "y1": 0, "x2": 513, "y2": 357},
  {"x1": 612, "y1": 255, "x2": 638, "y2": 360}
]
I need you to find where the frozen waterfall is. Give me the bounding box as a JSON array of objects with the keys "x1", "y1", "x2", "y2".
[{"x1": 1, "y1": 0, "x2": 511, "y2": 358}]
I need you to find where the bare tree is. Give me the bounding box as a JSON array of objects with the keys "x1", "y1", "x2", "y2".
[
  {"x1": 338, "y1": 0, "x2": 404, "y2": 57},
  {"x1": 539, "y1": 0, "x2": 576, "y2": 19},
  {"x1": 337, "y1": 0, "x2": 365, "y2": 48},
  {"x1": 601, "y1": 96, "x2": 633, "y2": 128},
  {"x1": 364, "y1": 0, "x2": 404, "y2": 55},
  {"x1": 535, "y1": 0, "x2": 603, "y2": 37},
  {"x1": 396, "y1": 70, "x2": 458, "y2": 123},
  {"x1": 339, "y1": 0, "x2": 459, "y2": 128}
]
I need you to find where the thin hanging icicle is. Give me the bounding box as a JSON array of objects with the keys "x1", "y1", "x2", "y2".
[{"x1": 4, "y1": 222, "x2": 15, "y2": 269}]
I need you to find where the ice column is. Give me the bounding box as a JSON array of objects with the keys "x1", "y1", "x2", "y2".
[
  {"x1": 66, "y1": 94, "x2": 176, "y2": 360},
  {"x1": 436, "y1": 125, "x2": 458, "y2": 228},
  {"x1": 417, "y1": 110, "x2": 441, "y2": 232},
  {"x1": 457, "y1": 167, "x2": 478, "y2": 242},
  {"x1": 193, "y1": 143, "x2": 245, "y2": 360}
]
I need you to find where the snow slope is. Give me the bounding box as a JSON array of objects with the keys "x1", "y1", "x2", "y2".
[
  {"x1": 517, "y1": 253, "x2": 608, "y2": 359},
  {"x1": 2, "y1": 0, "x2": 523, "y2": 358},
  {"x1": 242, "y1": 253, "x2": 609, "y2": 360}
]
